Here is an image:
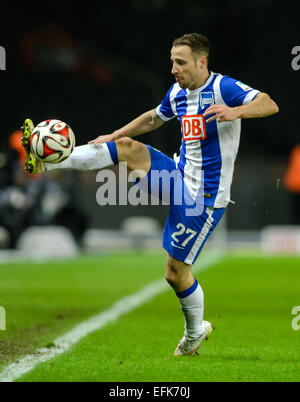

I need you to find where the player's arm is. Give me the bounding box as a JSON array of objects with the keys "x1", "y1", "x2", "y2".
[
  {"x1": 234, "y1": 92, "x2": 279, "y2": 118},
  {"x1": 204, "y1": 92, "x2": 279, "y2": 123},
  {"x1": 89, "y1": 109, "x2": 165, "y2": 144}
]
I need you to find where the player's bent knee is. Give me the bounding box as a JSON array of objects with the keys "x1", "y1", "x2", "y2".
[
  {"x1": 115, "y1": 137, "x2": 150, "y2": 174},
  {"x1": 115, "y1": 137, "x2": 145, "y2": 161},
  {"x1": 115, "y1": 137, "x2": 134, "y2": 149},
  {"x1": 115, "y1": 137, "x2": 135, "y2": 159}
]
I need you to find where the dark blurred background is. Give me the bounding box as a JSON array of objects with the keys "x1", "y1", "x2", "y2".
[{"x1": 0, "y1": 0, "x2": 299, "y2": 249}]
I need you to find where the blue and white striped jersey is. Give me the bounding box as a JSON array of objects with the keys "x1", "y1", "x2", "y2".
[{"x1": 155, "y1": 71, "x2": 260, "y2": 208}]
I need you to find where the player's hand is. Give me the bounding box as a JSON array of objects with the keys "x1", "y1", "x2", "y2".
[
  {"x1": 88, "y1": 134, "x2": 116, "y2": 144},
  {"x1": 204, "y1": 105, "x2": 241, "y2": 123}
]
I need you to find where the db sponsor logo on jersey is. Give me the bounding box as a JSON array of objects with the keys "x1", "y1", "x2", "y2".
[{"x1": 182, "y1": 115, "x2": 206, "y2": 141}]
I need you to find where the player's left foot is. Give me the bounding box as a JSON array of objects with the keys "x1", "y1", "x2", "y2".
[
  {"x1": 174, "y1": 320, "x2": 214, "y2": 357},
  {"x1": 21, "y1": 118, "x2": 46, "y2": 175}
]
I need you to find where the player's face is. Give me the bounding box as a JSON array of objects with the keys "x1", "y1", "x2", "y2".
[{"x1": 170, "y1": 46, "x2": 207, "y2": 90}]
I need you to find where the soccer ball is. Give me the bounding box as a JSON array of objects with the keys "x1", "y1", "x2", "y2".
[{"x1": 31, "y1": 119, "x2": 75, "y2": 164}]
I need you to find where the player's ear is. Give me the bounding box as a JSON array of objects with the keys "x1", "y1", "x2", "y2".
[
  {"x1": 195, "y1": 55, "x2": 204, "y2": 70},
  {"x1": 199, "y1": 55, "x2": 207, "y2": 69}
]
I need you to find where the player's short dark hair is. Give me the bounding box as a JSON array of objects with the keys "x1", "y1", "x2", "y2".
[{"x1": 173, "y1": 33, "x2": 209, "y2": 59}]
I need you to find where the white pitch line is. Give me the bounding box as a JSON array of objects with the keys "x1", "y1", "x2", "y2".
[{"x1": 0, "y1": 252, "x2": 223, "y2": 382}]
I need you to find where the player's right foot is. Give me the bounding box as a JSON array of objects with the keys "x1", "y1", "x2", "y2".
[
  {"x1": 174, "y1": 320, "x2": 214, "y2": 357},
  {"x1": 21, "y1": 119, "x2": 46, "y2": 175}
]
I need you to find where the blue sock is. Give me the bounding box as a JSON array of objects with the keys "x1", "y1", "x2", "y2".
[
  {"x1": 106, "y1": 141, "x2": 118, "y2": 165},
  {"x1": 176, "y1": 278, "x2": 198, "y2": 298}
]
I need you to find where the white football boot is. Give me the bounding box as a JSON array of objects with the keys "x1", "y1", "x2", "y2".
[
  {"x1": 174, "y1": 320, "x2": 214, "y2": 357},
  {"x1": 21, "y1": 118, "x2": 46, "y2": 175}
]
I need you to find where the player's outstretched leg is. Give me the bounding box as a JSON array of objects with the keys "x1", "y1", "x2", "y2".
[
  {"x1": 165, "y1": 254, "x2": 214, "y2": 356},
  {"x1": 21, "y1": 119, "x2": 151, "y2": 177}
]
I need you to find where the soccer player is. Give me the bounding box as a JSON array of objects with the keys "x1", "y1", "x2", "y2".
[{"x1": 21, "y1": 33, "x2": 279, "y2": 356}]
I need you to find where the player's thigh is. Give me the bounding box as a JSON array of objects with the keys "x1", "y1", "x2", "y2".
[
  {"x1": 115, "y1": 137, "x2": 151, "y2": 177},
  {"x1": 136, "y1": 145, "x2": 177, "y2": 201}
]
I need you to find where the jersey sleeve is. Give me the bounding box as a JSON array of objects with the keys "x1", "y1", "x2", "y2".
[
  {"x1": 155, "y1": 84, "x2": 176, "y2": 121},
  {"x1": 220, "y1": 75, "x2": 260, "y2": 107}
]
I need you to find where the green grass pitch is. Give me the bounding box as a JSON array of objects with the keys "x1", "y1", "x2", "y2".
[{"x1": 0, "y1": 251, "x2": 299, "y2": 382}]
